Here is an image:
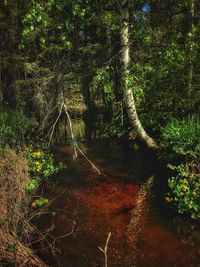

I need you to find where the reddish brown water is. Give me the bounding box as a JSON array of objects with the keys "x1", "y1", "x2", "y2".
[{"x1": 35, "y1": 140, "x2": 200, "y2": 267}]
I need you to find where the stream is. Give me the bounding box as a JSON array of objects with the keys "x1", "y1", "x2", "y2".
[{"x1": 35, "y1": 119, "x2": 200, "y2": 267}]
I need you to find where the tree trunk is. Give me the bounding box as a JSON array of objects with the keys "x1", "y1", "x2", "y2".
[
  {"x1": 38, "y1": 57, "x2": 63, "y2": 133},
  {"x1": 188, "y1": 0, "x2": 195, "y2": 95},
  {"x1": 120, "y1": 3, "x2": 158, "y2": 149}
]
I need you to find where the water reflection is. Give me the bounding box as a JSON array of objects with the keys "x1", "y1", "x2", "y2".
[
  {"x1": 53, "y1": 118, "x2": 86, "y2": 143},
  {"x1": 52, "y1": 113, "x2": 106, "y2": 144}
]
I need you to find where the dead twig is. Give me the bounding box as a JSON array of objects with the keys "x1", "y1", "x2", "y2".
[
  {"x1": 48, "y1": 223, "x2": 75, "y2": 241},
  {"x1": 75, "y1": 145, "x2": 101, "y2": 175}
]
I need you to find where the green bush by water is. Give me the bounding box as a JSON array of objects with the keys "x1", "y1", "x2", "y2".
[
  {"x1": 161, "y1": 115, "x2": 200, "y2": 161},
  {"x1": 161, "y1": 115, "x2": 200, "y2": 219},
  {"x1": 27, "y1": 144, "x2": 65, "y2": 188}
]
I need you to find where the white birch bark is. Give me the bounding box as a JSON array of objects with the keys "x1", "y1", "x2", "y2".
[{"x1": 120, "y1": 4, "x2": 158, "y2": 149}]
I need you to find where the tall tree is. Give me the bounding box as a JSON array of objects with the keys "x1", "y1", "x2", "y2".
[{"x1": 120, "y1": 0, "x2": 158, "y2": 148}]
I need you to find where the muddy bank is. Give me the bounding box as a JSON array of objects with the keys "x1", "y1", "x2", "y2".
[{"x1": 0, "y1": 148, "x2": 46, "y2": 267}]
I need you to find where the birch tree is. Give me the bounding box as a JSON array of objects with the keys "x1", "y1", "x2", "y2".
[{"x1": 120, "y1": 0, "x2": 158, "y2": 148}]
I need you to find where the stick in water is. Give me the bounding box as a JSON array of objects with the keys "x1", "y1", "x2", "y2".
[{"x1": 98, "y1": 232, "x2": 112, "y2": 267}]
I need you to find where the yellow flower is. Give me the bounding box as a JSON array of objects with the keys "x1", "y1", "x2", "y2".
[
  {"x1": 32, "y1": 201, "x2": 37, "y2": 207},
  {"x1": 36, "y1": 166, "x2": 42, "y2": 172},
  {"x1": 165, "y1": 196, "x2": 173, "y2": 203},
  {"x1": 32, "y1": 151, "x2": 44, "y2": 158}
]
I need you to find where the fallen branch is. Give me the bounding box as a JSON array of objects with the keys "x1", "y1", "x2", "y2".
[
  {"x1": 45, "y1": 90, "x2": 105, "y2": 176},
  {"x1": 62, "y1": 91, "x2": 104, "y2": 175},
  {"x1": 64, "y1": 104, "x2": 78, "y2": 160},
  {"x1": 29, "y1": 217, "x2": 75, "y2": 257},
  {"x1": 75, "y1": 145, "x2": 102, "y2": 175},
  {"x1": 48, "y1": 223, "x2": 75, "y2": 241},
  {"x1": 48, "y1": 104, "x2": 63, "y2": 146}
]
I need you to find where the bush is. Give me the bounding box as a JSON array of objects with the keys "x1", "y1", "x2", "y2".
[
  {"x1": 0, "y1": 108, "x2": 36, "y2": 146},
  {"x1": 161, "y1": 115, "x2": 200, "y2": 219},
  {"x1": 160, "y1": 115, "x2": 200, "y2": 161},
  {"x1": 26, "y1": 144, "x2": 65, "y2": 193},
  {"x1": 168, "y1": 163, "x2": 200, "y2": 219}
]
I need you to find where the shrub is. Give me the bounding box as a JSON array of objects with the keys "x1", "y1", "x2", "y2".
[
  {"x1": 160, "y1": 115, "x2": 200, "y2": 161},
  {"x1": 168, "y1": 163, "x2": 200, "y2": 219},
  {"x1": 26, "y1": 144, "x2": 65, "y2": 194},
  {"x1": 161, "y1": 115, "x2": 200, "y2": 219}
]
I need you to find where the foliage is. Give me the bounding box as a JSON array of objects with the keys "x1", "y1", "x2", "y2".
[
  {"x1": 31, "y1": 197, "x2": 48, "y2": 208},
  {"x1": 92, "y1": 67, "x2": 114, "y2": 104},
  {"x1": 101, "y1": 119, "x2": 126, "y2": 139},
  {"x1": 25, "y1": 144, "x2": 65, "y2": 210},
  {"x1": 26, "y1": 144, "x2": 65, "y2": 194},
  {"x1": 168, "y1": 163, "x2": 200, "y2": 219},
  {"x1": 160, "y1": 115, "x2": 200, "y2": 161},
  {"x1": 26, "y1": 178, "x2": 39, "y2": 191},
  {"x1": 101, "y1": 11, "x2": 119, "y2": 31},
  {"x1": 162, "y1": 42, "x2": 186, "y2": 71},
  {"x1": 124, "y1": 70, "x2": 144, "y2": 105},
  {"x1": 161, "y1": 116, "x2": 200, "y2": 219},
  {"x1": 21, "y1": 0, "x2": 86, "y2": 50},
  {"x1": 100, "y1": 104, "x2": 130, "y2": 138},
  {"x1": 0, "y1": 109, "x2": 36, "y2": 147}
]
